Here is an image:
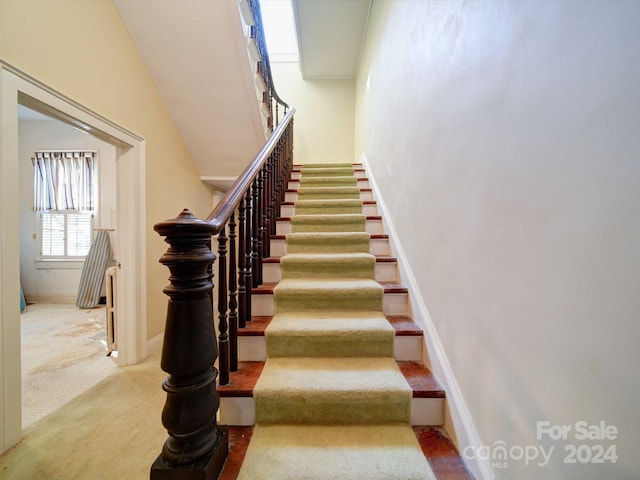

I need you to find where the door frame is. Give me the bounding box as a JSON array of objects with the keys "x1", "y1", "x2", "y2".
[{"x1": 0, "y1": 62, "x2": 147, "y2": 453}]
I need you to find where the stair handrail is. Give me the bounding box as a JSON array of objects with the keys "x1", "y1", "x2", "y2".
[
  {"x1": 150, "y1": 1, "x2": 294, "y2": 477},
  {"x1": 205, "y1": 107, "x2": 294, "y2": 228}
]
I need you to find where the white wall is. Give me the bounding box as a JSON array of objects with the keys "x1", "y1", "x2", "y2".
[
  {"x1": 356, "y1": 1, "x2": 640, "y2": 478},
  {"x1": 271, "y1": 62, "x2": 355, "y2": 164},
  {"x1": 18, "y1": 116, "x2": 116, "y2": 303}
]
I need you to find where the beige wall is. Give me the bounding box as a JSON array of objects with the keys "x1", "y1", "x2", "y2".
[
  {"x1": 271, "y1": 62, "x2": 355, "y2": 164},
  {"x1": 0, "y1": 0, "x2": 213, "y2": 341},
  {"x1": 356, "y1": 1, "x2": 640, "y2": 478}
]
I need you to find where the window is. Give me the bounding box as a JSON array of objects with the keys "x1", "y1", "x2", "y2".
[
  {"x1": 33, "y1": 151, "x2": 98, "y2": 264},
  {"x1": 39, "y1": 211, "x2": 94, "y2": 259}
]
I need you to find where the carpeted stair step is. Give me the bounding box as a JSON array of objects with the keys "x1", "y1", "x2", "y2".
[
  {"x1": 253, "y1": 357, "x2": 412, "y2": 424},
  {"x1": 280, "y1": 252, "x2": 374, "y2": 279},
  {"x1": 236, "y1": 314, "x2": 424, "y2": 363},
  {"x1": 283, "y1": 231, "x2": 371, "y2": 253},
  {"x1": 253, "y1": 281, "x2": 409, "y2": 316},
  {"x1": 294, "y1": 166, "x2": 355, "y2": 177},
  {"x1": 236, "y1": 424, "x2": 436, "y2": 480},
  {"x1": 265, "y1": 311, "x2": 394, "y2": 357},
  {"x1": 288, "y1": 177, "x2": 370, "y2": 189},
  {"x1": 291, "y1": 167, "x2": 367, "y2": 180},
  {"x1": 294, "y1": 162, "x2": 357, "y2": 169},
  {"x1": 273, "y1": 278, "x2": 383, "y2": 313},
  {"x1": 218, "y1": 360, "x2": 445, "y2": 427},
  {"x1": 283, "y1": 213, "x2": 367, "y2": 233},
  {"x1": 264, "y1": 254, "x2": 398, "y2": 283},
  {"x1": 270, "y1": 233, "x2": 391, "y2": 256},
  {"x1": 290, "y1": 198, "x2": 365, "y2": 215},
  {"x1": 281, "y1": 199, "x2": 378, "y2": 216},
  {"x1": 276, "y1": 214, "x2": 384, "y2": 234},
  {"x1": 298, "y1": 175, "x2": 358, "y2": 186},
  {"x1": 220, "y1": 425, "x2": 476, "y2": 480},
  {"x1": 285, "y1": 187, "x2": 374, "y2": 202}
]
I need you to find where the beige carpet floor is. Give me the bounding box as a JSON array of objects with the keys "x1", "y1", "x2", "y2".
[
  {"x1": 20, "y1": 304, "x2": 119, "y2": 428},
  {"x1": 0, "y1": 349, "x2": 166, "y2": 479}
]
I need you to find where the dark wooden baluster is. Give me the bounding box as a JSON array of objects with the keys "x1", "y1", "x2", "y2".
[
  {"x1": 262, "y1": 162, "x2": 271, "y2": 260},
  {"x1": 251, "y1": 179, "x2": 260, "y2": 287},
  {"x1": 271, "y1": 147, "x2": 280, "y2": 237},
  {"x1": 228, "y1": 212, "x2": 238, "y2": 372},
  {"x1": 256, "y1": 172, "x2": 265, "y2": 285},
  {"x1": 246, "y1": 186, "x2": 255, "y2": 310},
  {"x1": 217, "y1": 225, "x2": 229, "y2": 386},
  {"x1": 152, "y1": 209, "x2": 228, "y2": 479},
  {"x1": 237, "y1": 198, "x2": 248, "y2": 329}
]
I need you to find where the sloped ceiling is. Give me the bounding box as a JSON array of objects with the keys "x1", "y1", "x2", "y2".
[
  {"x1": 114, "y1": 0, "x2": 264, "y2": 178},
  {"x1": 114, "y1": 0, "x2": 371, "y2": 181},
  {"x1": 292, "y1": 0, "x2": 372, "y2": 79}
]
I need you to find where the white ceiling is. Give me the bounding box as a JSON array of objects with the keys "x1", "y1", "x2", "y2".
[
  {"x1": 292, "y1": 0, "x2": 372, "y2": 79},
  {"x1": 112, "y1": 0, "x2": 371, "y2": 182},
  {"x1": 114, "y1": 0, "x2": 265, "y2": 178}
]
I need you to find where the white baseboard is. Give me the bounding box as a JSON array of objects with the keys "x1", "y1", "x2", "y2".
[
  {"x1": 360, "y1": 154, "x2": 494, "y2": 480},
  {"x1": 25, "y1": 294, "x2": 77, "y2": 304},
  {"x1": 146, "y1": 333, "x2": 163, "y2": 357}
]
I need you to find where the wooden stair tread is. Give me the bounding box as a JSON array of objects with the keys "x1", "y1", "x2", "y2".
[
  {"x1": 387, "y1": 315, "x2": 424, "y2": 335},
  {"x1": 397, "y1": 361, "x2": 445, "y2": 398},
  {"x1": 239, "y1": 316, "x2": 272, "y2": 336},
  {"x1": 220, "y1": 425, "x2": 475, "y2": 480},
  {"x1": 217, "y1": 361, "x2": 264, "y2": 397},
  {"x1": 414, "y1": 426, "x2": 477, "y2": 479},
  {"x1": 218, "y1": 360, "x2": 443, "y2": 399}
]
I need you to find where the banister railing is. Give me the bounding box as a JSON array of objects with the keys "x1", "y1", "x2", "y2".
[{"x1": 150, "y1": 0, "x2": 293, "y2": 477}]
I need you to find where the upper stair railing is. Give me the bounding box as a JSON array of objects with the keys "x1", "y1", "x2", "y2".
[
  {"x1": 242, "y1": 0, "x2": 290, "y2": 133},
  {"x1": 150, "y1": 0, "x2": 293, "y2": 477}
]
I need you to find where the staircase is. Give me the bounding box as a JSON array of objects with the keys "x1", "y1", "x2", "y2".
[{"x1": 217, "y1": 163, "x2": 475, "y2": 479}]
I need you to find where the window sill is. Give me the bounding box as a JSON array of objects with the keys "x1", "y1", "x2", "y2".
[{"x1": 35, "y1": 260, "x2": 85, "y2": 270}]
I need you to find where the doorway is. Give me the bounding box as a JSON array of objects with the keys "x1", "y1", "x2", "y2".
[
  {"x1": 0, "y1": 63, "x2": 147, "y2": 453},
  {"x1": 17, "y1": 104, "x2": 120, "y2": 428}
]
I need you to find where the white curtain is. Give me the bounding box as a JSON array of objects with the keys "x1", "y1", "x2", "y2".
[{"x1": 33, "y1": 151, "x2": 97, "y2": 211}]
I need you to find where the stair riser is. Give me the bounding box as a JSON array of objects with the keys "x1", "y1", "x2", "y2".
[
  {"x1": 276, "y1": 218, "x2": 384, "y2": 235},
  {"x1": 285, "y1": 191, "x2": 374, "y2": 202},
  {"x1": 252, "y1": 291, "x2": 409, "y2": 316},
  {"x1": 263, "y1": 261, "x2": 398, "y2": 283},
  {"x1": 271, "y1": 237, "x2": 391, "y2": 256},
  {"x1": 288, "y1": 179, "x2": 370, "y2": 189},
  {"x1": 280, "y1": 203, "x2": 378, "y2": 217},
  {"x1": 238, "y1": 335, "x2": 422, "y2": 362},
  {"x1": 219, "y1": 397, "x2": 444, "y2": 427}
]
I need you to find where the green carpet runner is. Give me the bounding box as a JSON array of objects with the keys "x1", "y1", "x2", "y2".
[{"x1": 237, "y1": 164, "x2": 436, "y2": 480}]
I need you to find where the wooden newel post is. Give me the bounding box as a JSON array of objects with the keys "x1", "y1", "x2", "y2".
[{"x1": 151, "y1": 209, "x2": 228, "y2": 480}]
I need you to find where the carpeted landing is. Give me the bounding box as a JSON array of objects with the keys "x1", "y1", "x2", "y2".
[{"x1": 237, "y1": 163, "x2": 436, "y2": 479}]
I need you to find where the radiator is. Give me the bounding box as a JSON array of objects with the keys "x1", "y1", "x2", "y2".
[{"x1": 105, "y1": 266, "x2": 118, "y2": 355}]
